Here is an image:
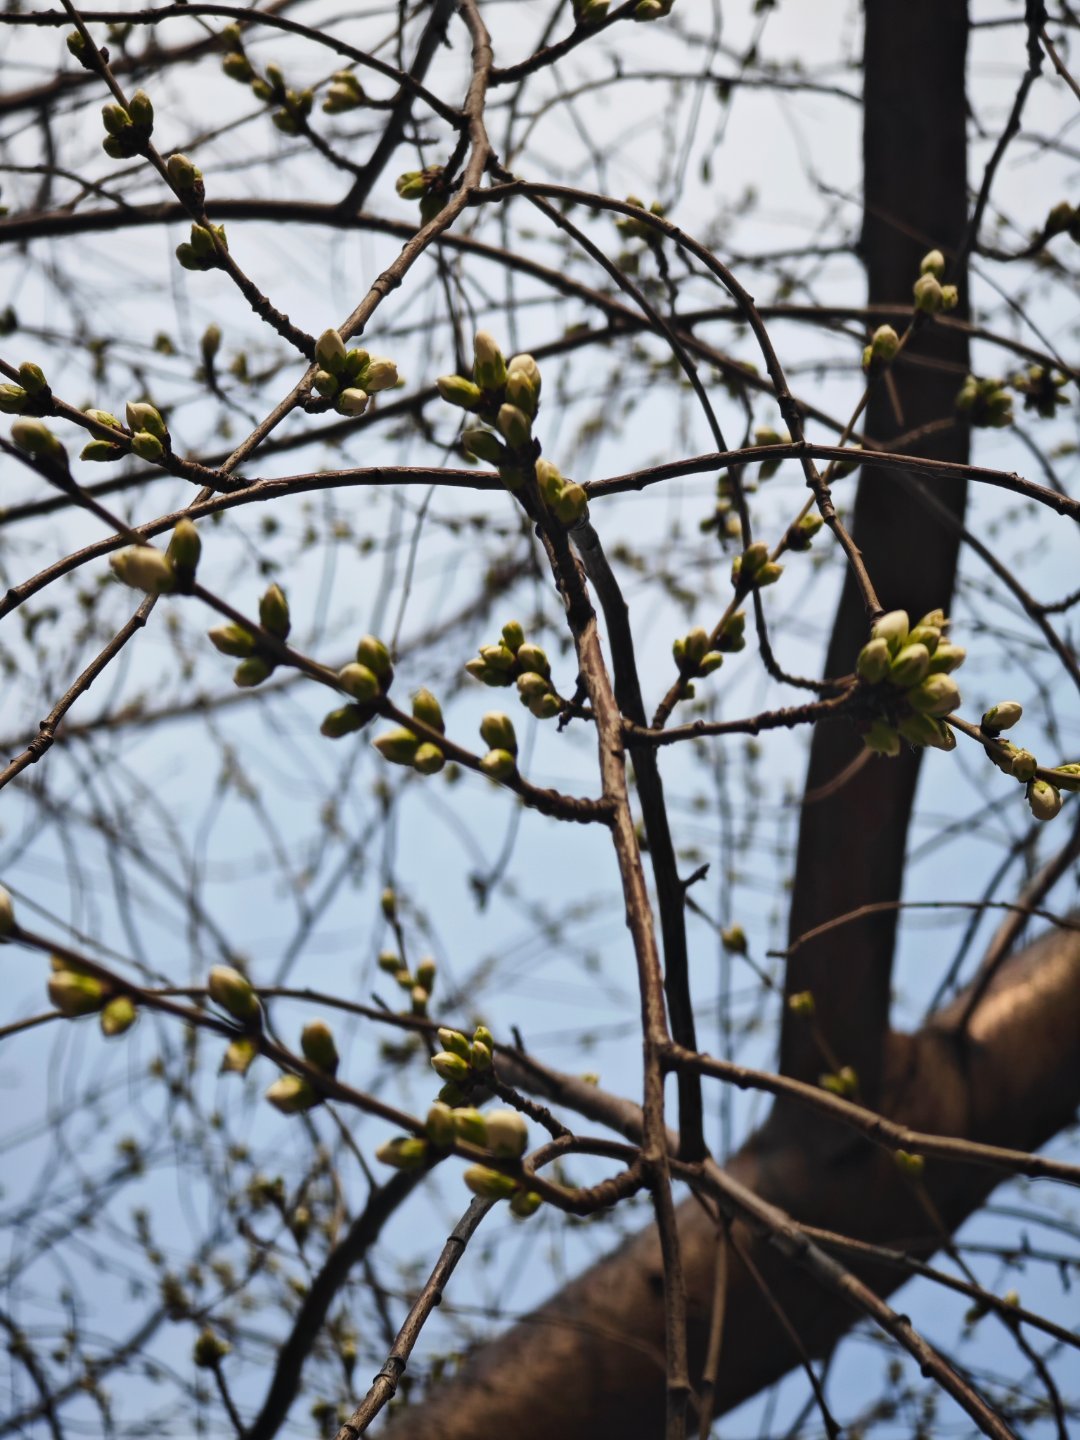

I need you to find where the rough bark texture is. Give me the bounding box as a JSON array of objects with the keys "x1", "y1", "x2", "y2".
[{"x1": 375, "y1": 4, "x2": 1080, "y2": 1435}]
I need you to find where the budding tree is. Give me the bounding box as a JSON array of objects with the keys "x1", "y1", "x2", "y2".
[{"x1": 0, "y1": 2, "x2": 1078, "y2": 1439}]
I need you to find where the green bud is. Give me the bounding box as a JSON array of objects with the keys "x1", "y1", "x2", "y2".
[
  {"x1": 100, "y1": 995, "x2": 138, "y2": 1037},
  {"x1": 927, "y1": 643, "x2": 965, "y2": 674},
  {"x1": 898, "y1": 712, "x2": 955, "y2": 751},
  {"x1": 870, "y1": 609, "x2": 910, "y2": 651},
  {"x1": 222, "y1": 50, "x2": 253, "y2": 81},
  {"x1": 425, "y1": 1102, "x2": 457, "y2": 1147},
  {"x1": 480, "y1": 712, "x2": 517, "y2": 754},
  {"x1": 125, "y1": 401, "x2": 167, "y2": 439},
  {"x1": 80, "y1": 440, "x2": 123, "y2": 462},
  {"x1": 461, "y1": 427, "x2": 506, "y2": 465},
  {"x1": 982, "y1": 702, "x2": 1022, "y2": 733},
  {"x1": 193, "y1": 1328, "x2": 230, "y2": 1369},
  {"x1": 11, "y1": 418, "x2": 67, "y2": 463},
  {"x1": 465, "y1": 659, "x2": 511, "y2": 686},
  {"x1": 463, "y1": 1165, "x2": 518, "y2": 1201},
  {"x1": 1027, "y1": 780, "x2": 1062, "y2": 822},
  {"x1": 377, "y1": 950, "x2": 402, "y2": 974},
  {"x1": 320, "y1": 705, "x2": 365, "y2": 739},
  {"x1": 395, "y1": 170, "x2": 428, "y2": 200},
  {"x1": 130, "y1": 430, "x2": 165, "y2": 462},
  {"x1": 259, "y1": 583, "x2": 290, "y2": 638},
  {"x1": 166, "y1": 152, "x2": 202, "y2": 190},
  {"x1": 49, "y1": 969, "x2": 106, "y2": 1017},
  {"x1": 1009, "y1": 749, "x2": 1038, "y2": 782},
  {"x1": 128, "y1": 90, "x2": 154, "y2": 129},
  {"x1": 720, "y1": 925, "x2": 747, "y2": 955},
  {"x1": 856, "y1": 637, "x2": 891, "y2": 684},
  {"x1": 356, "y1": 634, "x2": 393, "y2": 683},
  {"x1": 907, "y1": 673, "x2": 960, "y2": 717},
  {"x1": 479, "y1": 644, "x2": 517, "y2": 673},
  {"x1": 323, "y1": 75, "x2": 364, "y2": 113},
  {"x1": 470, "y1": 1039, "x2": 492, "y2": 1070},
  {"x1": 535, "y1": 458, "x2": 563, "y2": 504},
  {"x1": 373, "y1": 728, "x2": 419, "y2": 765},
  {"x1": 864, "y1": 720, "x2": 901, "y2": 757},
  {"x1": 913, "y1": 273, "x2": 943, "y2": 314},
  {"x1": 376, "y1": 1136, "x2": 428, "y2": 1169},
  {"x1": 515, "y1": 642, "x2": 550, "y2": 678},
  {"x1": 528, "y1": 692, "x2": 562, "y2": 720},
  {"x1": 788, "y1": 990, "x2": 815, "y2": 1017},
  {"x1": 507, "y1": 353, "x2": 541, "y2": 395},
  {"x1": 411, "y1": 688, "x2": 445, "y2": 734},
  {"x1": 0, "y1": 385, "x2": 28, "y2": 415},
  {"x1": 66, "y1": 29, "x2": 87, "y2": 58},
  {"x1": 208, "y1": 624, "x2": 255, "y2": 657},
  {"x1": 110, "y1": 545, "x2": 174, "y2": 594},
  {"x1": 699, "y1": 652, "x2": 724, "y2": 676},
  {"x1": 906, "y1": 624, "x2": 940, "y2": 655},
  {"x1": 337, "y1": 663, "x2": 379, "y2": 703},
  {"x1": 894, "y1": 1149, "x2": 926, "y2": 1178},
  {"x1": 505, "y1": 368, "x2": 539, "y2": 418},
  {"x1": 439, "y1": 1028, "x2": 471, "y2": 1059},
  {"x1": 496, "y1": 403, "x2": 532, "y2": 449},
  {"x1": 415, "y1": 957, "x2": 436, "y2": 994},
  {"x1": 473, "y1": 331, "x2": 507, "y2": 392},
  {"x1": 552, "y1": 482, "x2": 588, "y2": 526},
  {"x1": 819, "y1": 1065, "x2": 859, "y2": 1097},
  {"x1": 479, "y1": 747, "x2": 517, "y2": 781},
  {"x1": 221, "y1": 1036, "x2": 257, "y2": 1075},
  {"x1": 336, "y1": 388, "x2": 368, "y2": 417},
  {"x1": 940, "y1": 284, "x2": 959, "y2": 311},
  {"x1": 208, "y1": 964, "x2": 260, "y2": 1023},
  {"x1": 234, "y1": 657, "x2": 273, "y2": 688},
  {"x1": 438, "y1": 374, "x2": 483, "y2": 410},
  {"x1": 1048, "y1": 762, "x2": 1080, "y2": 794},
  {"x1": 756, "y1": 562, "x2": 784, "y2": 587},
  {"x1": 484, "y1": 1108, "x2": 528, "y2": 1158},
  {"x1": 301, "y1": 1019, "x2": 339, "y2": 1074},
  {"x1": 265, "y1": 1074, "x2": 318, "y2": 1114},
  {"x1": 786, "y1": 512, "x2": 824, "y2": 550},
  {"x1": 17, "y1": 362, "x2": 47, "y2": 395},
  {"x1": 887, "y1": 643, "x2": 930, "y2": 688},
  {"x1": 168, "y1": 518, "x2": 201, "y2": 575},
  {"x1": 101, "y1": 102, "x2": 131, "y2": 136},
  {"x1": 510, "y1": 1189, "x2": 542, "y2": 1218},
  {"x1": 866, "y1": 324, "x2": 900, "y2": 368},
  {"x1": 501, "y1": 621, "x2": 525, "y2": 653},
  {"x1": 920, "y1": 249, "x2": 946, "y2": 280},
  {"x1": 431, "y1": 1050, "x2": 470, "y2": 1083},
  {"x1": 412, "y1": 742, "x2": 445, "y2": 775},
  {"x1": 313, "y1": 369, "x2": 339, "y2": 398},
  {"x1": 364, "y1": 359, "x2": 398, "y2": 393}
]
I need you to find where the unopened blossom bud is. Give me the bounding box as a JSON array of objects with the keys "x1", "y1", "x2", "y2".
[
  {"x1": 788, "y1": 990, "x2": 815, "y2": 1016},
  {"x1": 411, "y1": 688, "x2": 445, "y2": 733},
  {"x1": 301, "y1": 1019, "x2": 339, "y2": 1074},
  {"x1": 894, "y1": 1149, "x2": 926, "y2": 1178},
  {"x1": 1009, "y1": 749, "x2": 1038, "y2": 782},
  {"x1": 110, "y1": 546, "x2": 174, "y2": 594},
  {"x1": 438, "y1": 375, "x2": 483, "y2": 410},
  {"x1": 130, "y1": 430, "x2": 165, "y2": 462},
  {"x1": 431, "y1": 1050, "x2": 470, "y2": 1083},
  {"x1": 552, "y1": 483, "x2": 589, "y2": 525},
  {"x1": 480, "y1": 713, "x2": 517, "y2": 754},
  {"x1": 535, "y1": 458, "x2": 563, "y2": 504},
  {"x1": 166, "y1": 152, "x2": 201, "y2": 189},
  {"x1": 234, "y1": 657, "x2": 273, "y2": 688},
  {"x1": 315, "y1": 328, "x2": 347, "y2": 373},
  {"x1": 1027, "y1": 780, "x2": 1062, "y2": 822},
  {"x1": 515, "y1": 642, "x2": 550, "y2": 677},
  {"x1": 496, "y1": 403, "x2": 532, "y2": 449},
  {"x1": 920, "y1": 249, "x2": 946, "y2": 280},
  {"x1": 373, "y1": 728, "x2": 419, "y2": 765},
  {"x1": 1049, "y1": 762, "x2": 1080, "y2": 793},
  {"x1": 11, "y1": 419, "x2": 67, "y2": 464},
  {"x1": 356, "y1": 634, "x2": 393, "y2": 683},
  {"x1": 906, "y1": 624, "x2": 940, "y2": 655},
  {"x1": 864, "y1": 720, "x2": 901, "y2": 757},
  {"x1": 313, "y1": 369, "x2": 339, "y2": 398},
  {"x1": 510, "y1": 1189, "x2": 542, "y2": 1218},
  {"x1": 376, "y1": 1135, "x2": 428, "y2": 1169},
  {"x1": 193, "y1": 1328, "x2": 230, "y2": 1369},
  {"x1": 464, "y1": 1165, "x2": 518, "y2": 1201},
  {"x1": 871, "y1": 609, "x2": 910, "y2": 650},
  {"x1": 337, "y1": 388, "x2": 369, "y2": 417},
  {"x1": 484, "y1": 1108, "x2": 528, "y2": 1158},
  {"x1": 0, "y1": 385, "x2": 28, "y2": 415},
  {"x1": 928, "y1": 643, "x2": 965, "y2": 674},
  {"x1": 265, "y1": 1075, "x2": 318, "y2": 1114},
  {"x1": 208, "y1": 965, "x2": 260, "y2": 1023},
  {"x1": 720, "y1": 925, "x2": 747, "y2": 955},
  {"x1": 259, "y1": 583, "x2": 290, "y2": 639},
  {"x1": 856, "y1": 637, "x2": 891, "y2": 684},
  {"x1": 415, "y1": 957, "x2": 436, "y2": 994},
  {"x1": 49, "y1": 969, "x2": 106, "y2": 1017},
  {"x1": 470, "y1": 1039, "x2": 492, "y2": 1071},
  {"x1": 505, "y1": 368, "x2": 539, "y2": 418},
  {"x1": 462, "y1": 427, "x2": 506, "y2": 464},
  {"x1": 168, "y1": 519, "x2": 201, "y2": 575},
  {"x1": 908, "y1": 673, "x2": 960, "y2": 717},
  {"x1": 364, "y1": 359, "x2": 398, "y2": 393},
  {"x1": 209, "y1": 625, "x2": 255, "y2": 658},
  {"x1": 887, "y1": 643, "x2": 930, "y2": 688},
  {"x1": 473, "y1": 331, "x2": 507, "y2": 392},
  {"x1": 438, "y1": 1028, "x2": 470, "y2": 1060},
  {"x1": 982, "y1": 702, "x2": 1022, "y2": 733},
  {"x1": 221, "y1": 1036, "x2": 257, "y2": 1075},
  {"x1": 864, "y1": 324, "x2": 900, "y2": 372},
  {"x1": 913, "y1": 273, "x2": 943, "y2": 314},
  {"x1": 425, "y1": 1102, "x2": 456, "y2": 1147},
  {"x1": 412, "y1": 743, "x2": 445, "y2": 775}
]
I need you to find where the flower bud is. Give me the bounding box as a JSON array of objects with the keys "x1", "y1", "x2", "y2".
[
  {"x1": 376, "y1": 1136, "x2": 428, "y2": 1169},
  {"x1": 221, "y1": 1036, "x2": 257, "y2": 1075},
  {"x1": 208, "y1": 624, "x2": 256, "y2": 659},
  {"x1": 49, "y1": 969, "x2": 106, "y2": 1017},
  {"x1": 312, "y1": 369, "x2": 339, "y2": 399},
  {"x1": 528, "y1": 692, "x2": 562, "y2": 720},
  {"x1": 920, "y1": 249, "x2": 946, "y2": 280},
  {"x1": 125, "y1": 401, "x2": 167, "y2": 439},
  {"x1": 505, "y1": 368, "x2": 539, "y2": 418},
  {"x1": 449, "y1": 1106, "x2": 485, "y2": 1146},
  {"x1": 720, "y1": 925, "x2": 747, "y2": 955},
  {"x1": 515, "y1": 642, "x2": 550, "y2": 678},
  {"x1": 907, "y1": 673, "x2": 960, "y2": 717},
  {"x1": 463, "y1": 1165, "x2": 518, "y2": 1201},
  {"x1": 438, "y1": 374, "x2": 483, "y2": 410},
  {"x1": 16, "y1": 362, "x2": 46, "y2": 396},
  {"x1": 473, "y1": 331, "x2": 507, "y2": 392},
  {"x1": 415, "y1": 957, "x2": 436, "y2": 994},
  {"x1": 439, "y1": 1028, "x2": 471, "y2": 1059},
  {"x1": 940, "y1": 284, "x2": 959, "y2": 311},
  {"x1": 110, "y1": 546, "x2": 174, "y2": 594},
  {"x1": 898, "y1": 713, "x2": 954, "y2": 751},
  {"x1": 871, "y1": 609, "x2": 909, "y2": 650},
  {"x1": 856, "y1": 637, "x2": 890, "y2": 684},
  {"x1": 377, "y1": 950, "x2": 403, "y2": 974},
  {"x1": 100, "y1": 995, "x2": 138, "y2": 1037},
  {"x1": 496, "y1": 403, "x2": 532, "y2": 449},
  {"x1": 1027, "y1": 780, "x2": 1062, "y2": 823},
  {"x1": 982, "y1": 701, "x2": 1022, "y2": 733},
  {"x1": 0, "y1": 385, "x2": 28, "y2": 415},
  {"x1": 234, "y1": 657, "x2": 273, "y2": 688},
  {"x1": 431, "y1": 1050, "x2": 470, "y2": 1083},
  {"x1": 101, "y1": 102, "x2": 131, "y2": 136},
  {"x1": 129, "y1": 90, "x2": 154, "y2": 129},
  {"x1": 411, "y1": 688, "x2": 445, "y2": 733},
  {"x1": 927, "y1": 643, "x2": 965, "y2": 674},
  {"x1": 301, "y1": 1019, "x2": 339, "y2": 1074},
  {"x1": 356, "y1": 634, "x2": 393, "y2": 683},
  {"x1": 894, "y1": 1149, "x2": 926, "y2": 1178},
  {"x1": 323, "y1": 73, "x2": 364, "y2": 113},
  {"x1": 412, "y1": 742, "x2": 445, "y2": 775},
  {"x1": 193, "y1": 1329, "x2": 230, "y2": 1369},
  {"x1": 1009, "y1": 749, "x2": 1037, "y2": 782},
  {"x1": 869, "y1": 324, "x2": 900, "y2": 365},
  {"x1": 166, "y1": 152, "x2": 202, "y2": 190},
  {"x1": 395, "y1": 171, "x2": 428, "y2": 200},
  {"x1": 480, "y1": 644, "x2": 516, "y2": 673},
  {"x1": 1049, "y1": 762, "x2": 1080, "y2": 793},
  {"x1": 786, "y1": 513, "x2": 824, "y2": 550},
  {"x1": 208, "y1": 965, "x2": 260, "y2": 1023},
  {"x1": 461, "y1": 427, "x2": 506, "y2": 465},
  {"x1": 470, "y1": 1039, "x2": 492, "y2": 1070},
  {"x1": 863, "y1": 720, "x2": 901, "y2": 757},
  {"x1": 480, "y1": 712, "x2": 517, "y2": 753},
  {"x1": 131, "y1": 430, "x2": 165, "y2": 462},
  {"x1": 425, "y1": 1102, "x2": 457, "y2": 1147},
  {"x1": 373, "y1": 728, "x2": 419, "y2": 765},
  {"x1": 11, "y1": 418, "x2": 67, "y2": 464},
  {"x1": 906, "y1": 624, "x2": 940, "y2": 655},
  {"x1": 887, "y1": 643, "x2": 930, "y2": 688},
  {"x1": 484, "y1": 1108, "x2": 528, "y2": 1158},
  {"x1": 337, "y1": 388, "x2": 369, "y2": 417},
  {"x1": 510, "y1": 1189, "x2": 542, "y2": 1218},
  {"x1": 337, "y1": 663, "x2": 379, "y2": 703},
  {"x1": 0, "y1": 886, "x2": 14, "y2": 939},
  {"x1": 552, "y1": 483, "x2": 588, "y2": 525},
  {"x1": 321, "y1": 705, "x2": 365, "y2": 739},
  {"x1": 364, "y1": 359, "x2": 398, "y2": 393},
  {"x1": 507, "y1": 354, "x2": 541, "y2": 392},
  {"x1": 481, "y1": 742, "x2": 518, "y2": 775},
  {"x1": 168, "y1": 518, "x2": 201, "y2": 576},
  {"x1": 259, "y1": 583, "x2": 290, "y2": 639},
  {"x1": 535, "y1": 458, "x2": 563, "y2": 504},
  {"x1": 79, "y1": 440, "x2": 121, "y2": 462},
  {"x1": 788, "y1": 990, "x2": 815, "y2": 1016},
  {"x1": 265, "y1": 1074, "x2": 318, "y2": 1114},
  {"x1": 913, "y1": 273, "x2": 943, "y2": 314}
]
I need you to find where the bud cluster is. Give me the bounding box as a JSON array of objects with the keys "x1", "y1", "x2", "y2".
[
  {"x1": 372, "y1": 687, "x2": 446, "y2": 774},
  {"x1": 753, "y1": 426, "x2": 791, "y2": 481},
  {"x1": 615, "y1": 194, "x2": 665, "y2": 243},
  {"x1": 477, "y1": 711, "x2": 518, "y2": 781},
  {"x1": 862, "y1": 324, "x2": 900, "y2": 375},
  {"x1": 377, "y1": 947, "x2": 437, "y2": 1016},
  {"x1": 979, "y1": 701, "x2": 1077, "y2": 824},
  {"x1": 395, "y1": 165, "x2": 448, "y2": 225},
  {"x1": 534, "y1": 458, "x2": 589, "y2": 525},
  {"x1": 207, "y1": 583, "x2": 291, "y2": 689},
  {"x1": 855, "y1": 608, "x2": 964, "y2": 757},
  {"x1": 672, "y1": 626, "x2": 725, "y2": 689},
  {"x1": 955, "y1": 374, "x2": 1014, "y2": 429},
  {"x1": 323, "y1": 70, "x2": 365, "y2": 114},
  {"x1": 48, "y1": 957, "x2": 138, "y2": 1037},
  {"x1": 1011, "y1": 365, "x2": 1070, "y2": 420},
  {"x1": 176, "y1": 222, "x2": 229, "y2": 273},
  {"x1": 312, "y1": 328, "x2": 399, "y2": 419},
  {"x1": 464, "y1": 621, "x2": 563, "y2": 720},
  {"x1": 439, "y1": 335, "x2": 547, "y2": 494},
  {"x1": 220, "y1": 34, "x2": 314, "y2": 136},
  {"x1": 731, "y1": 541, "x2": 783, "y2": 594},
  {"x1": 101, "y1": 91, "x2": 154, "y2": 160},
  {"x1": 0, "y1": 360, "x2": 52, "y2": 417}
]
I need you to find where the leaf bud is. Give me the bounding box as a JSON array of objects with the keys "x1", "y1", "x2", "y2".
[
  {"x1": 1027, "y1": 780, "x2": 1062, "y2": 822},
  {"x1": 484, "y1": 1108, "x2": 528, "y2": 1158},
  {"x1": 411, "y1": 688, "x2": 445, "y2": 733},
  {"x1": 234, "y1": 657, "x2": 273, "y2": 688},
  {"x1": 496, "y1": 403, "x2": 532, "y2": 449},
  {"x1": 473, "y1": 331, "x2": 507, "y2": 392},
  {"x1": 431, "y1": 1050, "x2": 470, "y2": 1083},
  {"x1": 259, "y1": 582, "x2": 290, "y2": 639},
  {"x1": 356, "y1": 634, "x2": 393, "y2": 684},
  {"x1": 265, "y1": 1074, "x2": 318, "y2": 1114},
  {"x1": 110, "y1": 545, "x2": 174, "y2": 594},
  {"x1": 376, "y1": 1136, "x2": 428, "y2": 1169},
  {"x1": 208, "y1": 965, "x2": 260, "y2": 1023},
  {"x1": 301, "y1": 1019, "x2": 339, "y2": 1074},
  {"x1": 463, "y1": 1165, "x2": 518, "y2": 1201},
  {"x1": 373, "y1": 728, "x2": 419, "y2": 765},
  {"x1": 412, "y1": 742, "x2": 445, "y2": 775},
  {"x1": 981, "y1": 701, "x2": 1022, "y2": 733}
]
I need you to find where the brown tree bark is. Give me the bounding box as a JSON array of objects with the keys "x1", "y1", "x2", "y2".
[{"x1": 378, "y1": 5, "x2": 1080, "y2": 1435}]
